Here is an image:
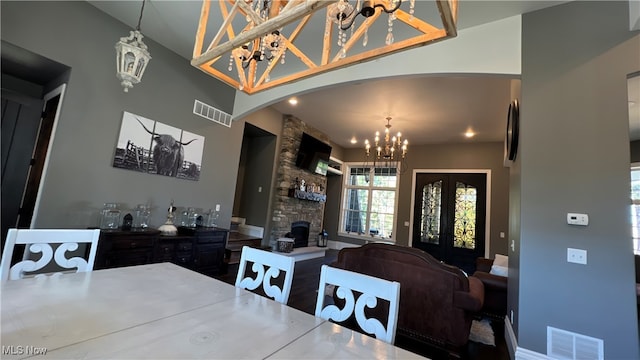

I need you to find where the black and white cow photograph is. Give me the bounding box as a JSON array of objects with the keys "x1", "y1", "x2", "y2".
[{"x1": 112, "y1": 111, "x2": 204, "y2": 181}]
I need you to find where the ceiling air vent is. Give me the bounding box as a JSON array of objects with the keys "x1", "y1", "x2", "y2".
[
  {"x1": 193, "y1": 100, "x2": 232, "y2": 127},
  {"x1": 547, "y1": 326, "x2": 603, "y2": 360}
]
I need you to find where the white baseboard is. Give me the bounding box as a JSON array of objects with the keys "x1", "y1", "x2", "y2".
[
  {"x1": 505, "y1": 316, "x2": 518, "y2": 359},
  {"x1": 505, "y1": 317, "x2": 547, "y2": 360},
  {"x1": 516, "y1": 348, "x2": 547, "y2": 360}
]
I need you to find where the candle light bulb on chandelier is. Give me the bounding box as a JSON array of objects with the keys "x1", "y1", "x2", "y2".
[{"x1": 364, "y1": 116, "x2": 409, "y2": 173}]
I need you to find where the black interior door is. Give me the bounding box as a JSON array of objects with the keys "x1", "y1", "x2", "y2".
[
  {"x1": 1, "y1": 90, "x2": 44, "y2": 249},
  {"x1": 412, "y1": 172, "x2": 487, "y2": 274}
]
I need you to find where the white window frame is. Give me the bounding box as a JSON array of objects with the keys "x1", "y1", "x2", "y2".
[
  {"x1": 338, "y1": 162, "x2": 400, "y2": 243},
  {"x1": 631, "y1": 163, "x2": 640, "y2": 255}
]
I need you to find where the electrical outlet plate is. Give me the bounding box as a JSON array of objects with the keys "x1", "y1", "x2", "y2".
[{"x1": 567, "y1": 248, "x2": 587, "y2": 264}]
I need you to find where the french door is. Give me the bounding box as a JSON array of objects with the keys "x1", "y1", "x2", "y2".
[{"x1": 412, "y1": 172, "x2": 486, "y2": 274}]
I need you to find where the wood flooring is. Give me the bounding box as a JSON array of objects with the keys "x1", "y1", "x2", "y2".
[{"x1": 215, "y1": 249, "x2": 510, "y2": 360}]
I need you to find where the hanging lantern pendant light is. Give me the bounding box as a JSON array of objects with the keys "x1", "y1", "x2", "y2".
[{"x1": 115, "y1": 0, "x2": 152, "y2": 92}]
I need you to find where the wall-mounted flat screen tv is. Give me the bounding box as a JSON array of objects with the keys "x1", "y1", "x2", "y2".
[{"x1": 295, "y1": 132, "x2": 332, "y2": 176}]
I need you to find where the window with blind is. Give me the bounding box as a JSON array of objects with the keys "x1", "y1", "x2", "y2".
[{"x1": 339, "y1": 164, "x2": 399, "y2": 241}]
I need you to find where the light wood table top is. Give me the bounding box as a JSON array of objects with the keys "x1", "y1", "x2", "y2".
[
  {"x1": 1, "y1": 262, "x2": 425, "y2": 359},
  {"x1": 267, "y1": 321, "x2": 425, "y2": 359}
]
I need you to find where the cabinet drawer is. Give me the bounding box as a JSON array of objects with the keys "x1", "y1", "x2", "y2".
[
  {"x1": 104, "y1": 250, "x2": 153, "y2": 268},
  {"x1": 156, "y1": 243, "x2": 175, "y2": 254},
  {"x1": 197, "y1": 233, "x2": 226, "y2": 244},
  {"x1": 111, "y1": 237, "x2": 154, "y2": 250},
  {"x1": 174, "y1": 251, "x2": 193, "y2": 265},
  {"x1": 176, "y1": 242, "x2": 193, "y2": 252}
]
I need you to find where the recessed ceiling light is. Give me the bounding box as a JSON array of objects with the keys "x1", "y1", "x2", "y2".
[
  {"x1": 288, "y1": 97, "x2": 298, "y2": 105},
  {"x1": 350, "y1": 137, "x2": 357, "y2": 144},
  {"x1": 464, "y1": 130, "x2": 475, "y2": 138}
]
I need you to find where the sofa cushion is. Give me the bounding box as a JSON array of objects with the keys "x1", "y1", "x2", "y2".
[
  {"x1": 490, "y1": 254, "x2": 509, "y2": 276},
  {"x1": 490, "y1": 264, "x2": 508, "y2": 277},
  {"x1": 494, "y1": 253, "x2": 508, "y2": 267}
]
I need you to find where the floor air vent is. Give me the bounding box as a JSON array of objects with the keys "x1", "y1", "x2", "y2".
[
  {"x1": 547, "y1": 326, "x2": 603, "y2": 360},
  {"x1": 193, "y1": 100, "x2": 232, "y2": 127}
]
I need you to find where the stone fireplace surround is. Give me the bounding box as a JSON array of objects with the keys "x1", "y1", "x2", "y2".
[{"x1": 269, "y1": 116, "x2": 328, "y2": 250}]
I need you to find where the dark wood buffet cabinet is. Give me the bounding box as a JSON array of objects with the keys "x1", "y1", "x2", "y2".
[{"x1": 94, "y1": 227, "x2": 228, "y2": 277}]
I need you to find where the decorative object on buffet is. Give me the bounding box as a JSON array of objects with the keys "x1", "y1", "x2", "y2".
[
  {"x1": 100, "y1": 203, "x2": 121, "y2": 230},
  {"x1": 122, "y1": 213, "x2": 133, "y2": 231},
  {"x1": 186, "y1": 207, "x2": 199, "y2": 228},
  {"x1": 158, "y1": 201, "x2": 178, "y2": 236},
  {"x1": 364, "y1": 116, "x2": 408, "y2": 173},
  {"x1": 115, "y1": 0, "x2": 151, "y2": 92},
  {"x1": 132, "y1": 204, "x2": 151, "y2": 229},
  {"x1": 191, "y1": 0, "x2": 458, "y2": 94},
  {"x1": 204, "y1": 204, "x2": 221, "y2": 228},
  {"x1": 112, "y1": 111, "x2": 205, "y2": 181}
]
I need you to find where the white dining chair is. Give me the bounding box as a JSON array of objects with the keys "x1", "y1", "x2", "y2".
[
  {"x1": 0, "y1": 228, "x2": 101, "y2": 282},
  {"x1": 315, "y1": 264, "x2": 401, "y2": 344},
  {"x1": 235, "y1": 246, "x2": 295, "y2": 304}
]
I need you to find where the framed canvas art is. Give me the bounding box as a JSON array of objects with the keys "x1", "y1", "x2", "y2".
[{"x1": 113, "y1": 111, "x2": 204, "y2": 181}]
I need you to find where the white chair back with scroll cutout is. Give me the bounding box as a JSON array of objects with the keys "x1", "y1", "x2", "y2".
[
  {"x1": 315, "y1": 264, "x2": 401, "y2": 344},
  {"x1": 0, "y1": 228, "x2": 101, "y2": 282},
  {"x1": 234, "y1": 246, "x2": 295, "y2": 304}
]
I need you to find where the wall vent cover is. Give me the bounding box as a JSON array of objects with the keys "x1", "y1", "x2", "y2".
[
  {"x1": 547, "y1": 326, "x2": 603, "y2": 360},
  {"x1": 193, "y1": 100, "x2": 232, "y2": 127}
]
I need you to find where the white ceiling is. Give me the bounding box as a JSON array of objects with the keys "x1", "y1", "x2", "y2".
[{"x1": 88, "y1": 0, "x2": 586, "y2": 149}]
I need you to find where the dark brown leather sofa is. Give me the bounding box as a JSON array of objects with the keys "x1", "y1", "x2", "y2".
[
  {"x1": 472, "y1": 257, "x2": 508, "y2": 319},
  {"x1": 330, "y1": 243, "x2": 484, "y2": 356}
]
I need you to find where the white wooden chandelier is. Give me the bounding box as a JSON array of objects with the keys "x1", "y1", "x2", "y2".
[{"x1": 191, "y1": 0, "x2": 458, "y2": 95}]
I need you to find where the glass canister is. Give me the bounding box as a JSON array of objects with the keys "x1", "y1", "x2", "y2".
[
  {"x1": 187, "y1": 207, "x2": 198, "y2": 228},
  {"x1": 133, "y1": 204, "x2": 151, "y2": 229},
  {"x1": 180, "y1": 208, "x2": 189, "y2": 226},
  {"x1": 100, "y1": 203, "x2": 121, "y2": 229},
  {"x1": 205, "y1": 205, "x2": 220, "y2": 227}
]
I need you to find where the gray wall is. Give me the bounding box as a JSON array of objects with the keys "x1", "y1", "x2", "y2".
[
  {"x1": 235, "y1": 106, "x2": 284, "y2": 244},
  {"x1": 1, "y1": 1, "x2": 240, "y2": 229},
  {"x1": 335, "y1": 141, "x2": 510, "y2": 256},
  {"x1": 238, "y1": 134, "x2": 277, "y2": 227},
  {"x1": 517, "y1": 1, "x2": 640, "y2": 357}
]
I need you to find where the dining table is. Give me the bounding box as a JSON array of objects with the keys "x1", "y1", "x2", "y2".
[{"x1": 1, "y1": 262, "x2": 425, "y2": 359}]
